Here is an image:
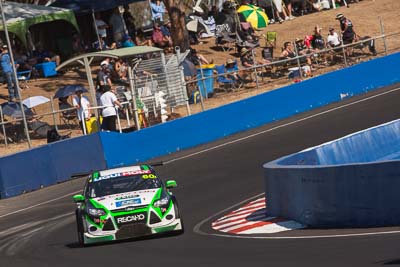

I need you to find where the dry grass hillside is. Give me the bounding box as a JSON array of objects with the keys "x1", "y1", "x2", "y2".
[{"x1": 0, "y1": 0, "x2": 399, "y2": 156}]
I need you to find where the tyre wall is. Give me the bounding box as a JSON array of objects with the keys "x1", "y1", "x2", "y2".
[
  {"x1": 263, "y1": 119, "x2": 400, "y2": 227},
  {"x1": 0, "y1": 53, "x2": 399, "y2": 199}
]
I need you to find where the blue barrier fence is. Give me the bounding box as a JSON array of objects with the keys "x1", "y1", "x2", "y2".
[
  {"x1": 264, "y1": 118, "x2": 400, "y2": 227},
  {"x1": 0, "y1": 134, "x2": 106, "y2": 199},
  {"x1": 1, "y1": 52, "x2": 400, "y2": 199}
]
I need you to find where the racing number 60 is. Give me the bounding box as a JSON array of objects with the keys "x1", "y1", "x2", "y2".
[{"x1": 142, "y1": 174, "x2": 157, "y2": 179}]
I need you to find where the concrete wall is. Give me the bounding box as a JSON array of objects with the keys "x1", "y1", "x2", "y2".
[
  {"x1": 101, "y1": 53, "x2": 400, "y2": 168},
  {"x1": 264, "y1": 119, "x2": 400, "y2": 227},
  {"x1": 1, "y1": 52, "x2": 400, "y2": 199},
  {"x1": 0, "y1": 134, "x2": 106, "y2": 199}
]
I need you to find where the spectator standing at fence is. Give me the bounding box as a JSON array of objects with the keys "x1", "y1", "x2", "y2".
[
  {"x1": 1, "y1": 45, "x2": 18, "y2": 102},
  {"x1": 72, "y1": 87, "x2": 91, "y2": 134},
  {"x1": 336, "y1": 13, "x2": 355, "y2": 45},
  {"x1": 100, "y1": 85, "x2": 123, "y2": 132},
  {"x1": 96, "y1": 62, "x2": 113, "y2": 91}
]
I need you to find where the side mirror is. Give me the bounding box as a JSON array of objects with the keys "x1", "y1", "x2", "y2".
[
  {"x1": 73, "y1": 194, "x2": 85, "y2": 203},
  {"x1": 165, "y1": 180, "x2": 177, "y2": 189}
]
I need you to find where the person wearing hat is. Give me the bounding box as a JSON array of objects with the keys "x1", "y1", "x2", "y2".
[
  {"x1": 0, "y1": 45, "x2": 18, "y2": 102},
  {"x1": 294, "y1": 38, "x2": 314, "y2": 66},
  {"x1": 240, "y1": 48, "x2": 258, "y2": 82},
  {"x1": 336, "y1": 13, "x2": 355, "y2": 45},
  {"x1": 225, "y1": 58, "x2": 244, "y2": 87},
  {"x1": 96, "y1": 61, "x2": 113, "y2": 93},
  {"x1": 72, "y1": 87, "x2": 91, "y2": 134}
]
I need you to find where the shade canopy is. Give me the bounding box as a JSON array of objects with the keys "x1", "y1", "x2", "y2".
[
  {"x1": 0, "y1": 2, "x2": 79, "y2": 47},
  {"x1": 50, "y1": 0, "x2": 141, "y2": 15}
]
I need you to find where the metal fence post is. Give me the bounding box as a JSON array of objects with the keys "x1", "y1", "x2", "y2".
[
  {"x1": 341, "y1": 39, "x2": 348, "y2": 66},
  {"x1": 293, "y1": 42, "x2": 303, "y2": 78},
  {"x1": 50, "y1": 96, "x2": 58, "y2": 132},
  {"x1": 0, "y1": 107, "x2": 7, "y2": 147},
  {"x1": 197, "y1": 61, "x2": 206, "y2": 111},
  {"x1": 379, "y1": 16, "x2": 388, "y2": 56},
  {"x1": 251, "y1": 49, "x2": 260, "y2": 89}
]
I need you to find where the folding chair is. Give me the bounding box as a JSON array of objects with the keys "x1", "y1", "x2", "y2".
[
  {"x1": 264, "y1": 31, "x2": 277, "y2": 49},
  {"x1": 215, "y1": 64, "x2": 237, "y2": 91},
  {"x1": 17, "y1": 70, "x2": 32, "y2": 89},
  {"x1": 215, "y1": 31, "x2": 237, "y2": 52}
]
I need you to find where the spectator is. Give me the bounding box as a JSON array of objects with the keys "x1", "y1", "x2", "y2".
[
  {"x1": 135, "y1": 29, "x2": 153, "y2": 46},
  {"x1": 94, "y1": 13, "x2": 108, "y2": 43},
  {"x1": 311, "y1": 25, "x2": 326, "y2": 50},
  {"x1": 188, "y1": 48, "x2": 210, "y2": 66},
  {"x1": 283, "y1": 0, "x2": 296, "y2": 20},
  {"x1": 152, "y1": 23, "x2": 172, "y2": 49},
  {"x1": 123, "y1": 5, "x2": 136, "y2": 38},
  {"x1": 280, "y1": 41, "x2": 297, "y2": 58},
  {"x1": 240, "y1": 48, "x2": 258, "y2": 82},
  {"x1": 336, "y1": 13, "x2": 356, "y2": 56},
  {"x1": 100, "y1": 85, "x2": 123, "y2": 132},
  {"x1": 295, "y1": 38, "x2": 313, "y2": 66},
  {"x1": 72, "y1": 33, "x2": 87, "y2": 55},
  {"x1": 121, "y1": 34, "x2": 135, "y2": 47},
  {"x1": 96, "y1": 62, "x2": 113, "y2": 91},
  {"x1": 0, "y1": 45, "x2": 18, "y2": 101},
  {"x1": 327, "y1": 27, "x2": 341, "y2": 48},
  {"x1": 109, "y1": 8, "x2": 126, "y2": 43},
  {"x1": 115, "y1": 58, "x2": 128, "y2": 82},
  {"x1": 72, "y1": 87, "x2": 91, "y2": 134},
  {"x1": 202, "y1": 10, "x2": 216, "y2": 38},
  {"x1": 225, "y1": 58, "x2": 244, "y2": 87},
  {"x1": 161, "y1": 20, "x2": 172, "y2": 38},
  {"x1": 272, "y1": 0, "x2": 290, "y2": 23},
  {"x1": 336, "y1": 13, "x2": 355, "y2": 45},
  {"x1": 150, "y1": 0, "x2": 167, "y2": 24}
]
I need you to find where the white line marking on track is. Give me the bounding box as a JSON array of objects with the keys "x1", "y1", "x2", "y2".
[{"x1": 0, "y1": 192, "x2": 80, "y2": 219}]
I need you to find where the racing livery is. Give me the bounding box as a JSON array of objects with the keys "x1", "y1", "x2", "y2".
[{"x1": 73, "y1": 164, "x2": 183, "y2": 246}]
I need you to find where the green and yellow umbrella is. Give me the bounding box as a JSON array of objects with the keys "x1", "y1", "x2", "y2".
[{"x1": 237, "y1": 4, "x2": 269, "y2": 29}]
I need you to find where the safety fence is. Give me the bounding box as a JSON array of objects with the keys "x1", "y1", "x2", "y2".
[{"x1": 0, "y1": 31, "x2": 399, "y2": 151}]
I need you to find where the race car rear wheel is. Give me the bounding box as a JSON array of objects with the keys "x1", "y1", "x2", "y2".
[{"x1": 75, "y1": 210, "x2": 85, "y2": 247}]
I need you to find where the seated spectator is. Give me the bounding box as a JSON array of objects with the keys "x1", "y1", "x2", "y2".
[
  {"x1": 280, "y1": 41, "x2": 297, "y2": 59},
  {"x1": 188, "y1": 48, "x2": 210, "y2": 66},
  {"x1": 115, "y1": 58, "x2": 128, "y2": 82},
  {"x1": 121, "y1": 34, "x2": 135, "y2": 48},
  {"x1": 240, "y1": 48, "x2": 259, "y2": 82},
  {"x1": 152, "y1": 23, "x2": 172, "y2": 49},
  {"x1": 311, "y1": 25, "x2": 326, "y2": 50},
  {"x1": 295, "y1": 38, "x2": 314, "y2": 66},
  {"x1": 225, "y1": 58, "x2": 244, "y2": 87},
  {"x1": 135, "y1": 29, "x2": 153, "y2": 46},
  {"x1": 30, "y1": 44, "x2": 61, "y2": 66},
  {"x1": 239, "y1": 22, "x2": 260, "y2": 43},
  {"x1": 327, "y1": 27, "x2": 341, "y2": 48},
  {"x1": 92, "y1": 38, "x2": 116, "y2": 51},
  {"x1": 201, "y1": 11, "x2": 216, "y2": 38},
  {"x1": 72, "y1": 33, "x2": 88, "y2": 55}
]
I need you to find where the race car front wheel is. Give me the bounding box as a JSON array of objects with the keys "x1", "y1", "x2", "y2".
[{"x1": 75, "y1": 210, "x2": 85, "y2": 247}]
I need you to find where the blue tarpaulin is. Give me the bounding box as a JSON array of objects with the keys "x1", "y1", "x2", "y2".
[{"x1": 50, "y1": 0, "x2": 141, "y2": 15}]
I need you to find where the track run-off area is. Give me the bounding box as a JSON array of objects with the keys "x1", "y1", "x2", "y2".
[{"x1": 1, "y1": 84, "x2": 400, "y2": 267}]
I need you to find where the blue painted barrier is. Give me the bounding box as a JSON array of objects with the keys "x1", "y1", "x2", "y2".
[
  {"x1": 0, "y1": 134, "x2": 106, "y2": 199},
  {"x1": 101, "y1": 53, "x2": 400, "y2": 167},
  {"x1": 1, "y1": 52, "x2": 400, "y2": 199},
  {"x1": 263, "y1": 119, "x2": 400, "y2": 227}
]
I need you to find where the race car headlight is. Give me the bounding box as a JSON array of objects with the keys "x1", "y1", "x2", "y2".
[
  {"x1": 154, "y1": 196, "x2": 170, "y2": 208},
  {"x1": 87, "y1": 208, "x2": 106, "y2": 217},
  {"x1": 86, "y1": 201, "x2": 106, "y2": 217}
]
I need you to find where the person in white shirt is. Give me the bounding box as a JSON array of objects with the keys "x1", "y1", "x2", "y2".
[
  {"x1": 327, "y1": 27, "x2": 341, "y2": 48},
  {"x1": 100, "y1": 85, "x2": 123, "y2": 132},
  {"x1": 72, "y1": 87, "x2": 91, "y2": 134}
]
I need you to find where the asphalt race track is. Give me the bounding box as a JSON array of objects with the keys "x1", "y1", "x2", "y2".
[{"x1": 1, "y1": 84, "x2": 400, "y2": 267}]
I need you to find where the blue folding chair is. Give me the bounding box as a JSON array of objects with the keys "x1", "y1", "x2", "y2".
[{"x1": 215, "y1": 64, "x2": 237, "y2": 91}]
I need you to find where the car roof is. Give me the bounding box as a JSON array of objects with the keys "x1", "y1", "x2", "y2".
[{"x1": 91, "y1": 164, "x2": 153, "y2": 182}]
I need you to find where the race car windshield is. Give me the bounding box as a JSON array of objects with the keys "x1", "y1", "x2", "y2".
[{"x1": 86, "y1": 175, "x2": 162, "y2": 198}]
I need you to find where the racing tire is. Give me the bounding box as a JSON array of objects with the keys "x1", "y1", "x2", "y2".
[
  {"x1": 171, "y1": 197, "x2": 184, "y2": 234},
  {"x1": 75, "y1": 210, "x2": 85, "y2": 247}
]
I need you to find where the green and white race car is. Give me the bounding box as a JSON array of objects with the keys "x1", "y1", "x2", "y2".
[{"x1": 72, "y1": 164, "x2": 183, "y2": 246}]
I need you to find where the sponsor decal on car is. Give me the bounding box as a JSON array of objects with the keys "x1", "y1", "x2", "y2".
[
  {"x1": 116, "y1": 198, "x2": 142, "y2": 207},
  {"x1": 94, "y1": 170, "x2": 152, "y2": 182},
  {"x1": 115, "y1": 212, "x2": 147, "y2": 225},
  {"x1": 115, "y1": 194, "x2": 140, "y2": 200}
]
